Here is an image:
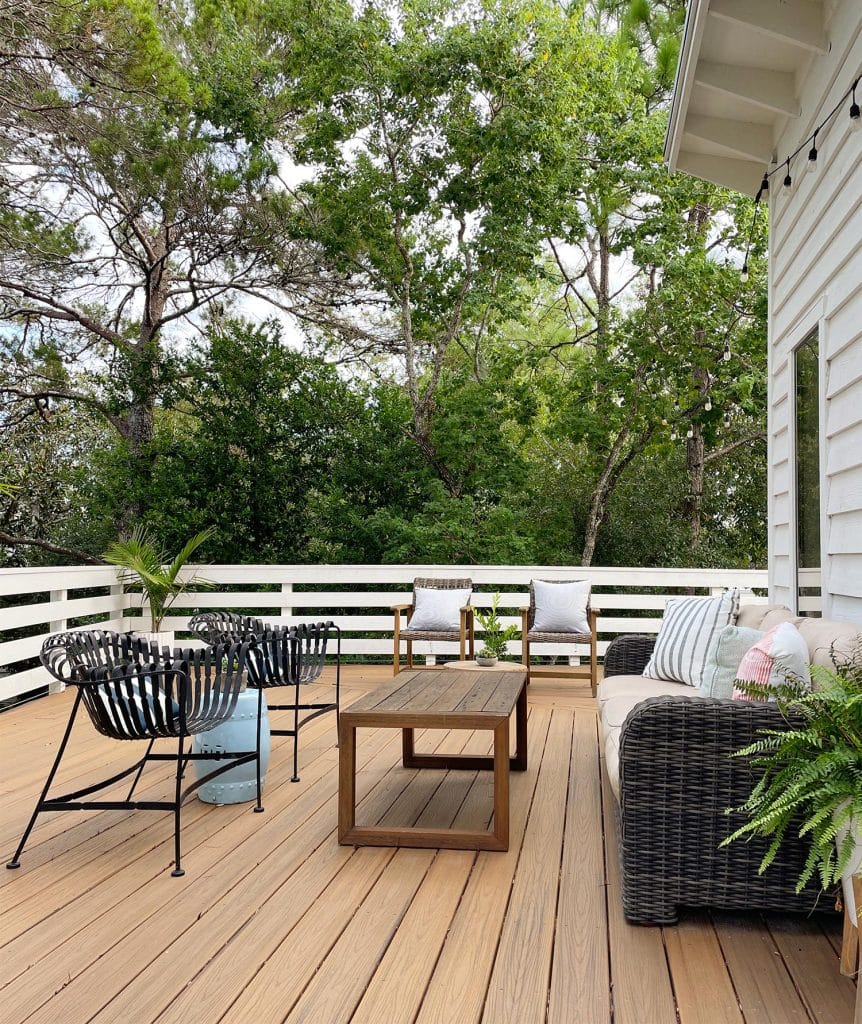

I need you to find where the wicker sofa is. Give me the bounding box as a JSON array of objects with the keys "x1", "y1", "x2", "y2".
[{"x1": 599, "y1": 604, "x2": 862, "y2": 925}]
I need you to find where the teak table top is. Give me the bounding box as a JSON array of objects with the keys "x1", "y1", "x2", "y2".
[{"x1": 340, "y1": 667, "x2": 527, "y2": 729}]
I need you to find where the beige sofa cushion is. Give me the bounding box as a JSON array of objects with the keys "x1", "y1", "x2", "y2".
[
  {"x1": 736, "y1": 604, "x2": 801, "y2": 631},
  {"x1": 797, "y1": 617, "x2": 862, "y2": 668}
]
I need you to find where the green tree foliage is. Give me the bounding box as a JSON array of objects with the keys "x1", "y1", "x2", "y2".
[{"x1": 0, "y1": 0, "x2": 770, "y2": 572}]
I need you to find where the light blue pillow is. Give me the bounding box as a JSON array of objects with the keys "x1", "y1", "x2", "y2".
[{"x1": 699, "y1": 625, "x2": 764, "y2": 699}]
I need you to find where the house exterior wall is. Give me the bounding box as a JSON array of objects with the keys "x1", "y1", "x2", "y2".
[{"x1": 768, "y1": 0, "x2": 862, "y2": 621}]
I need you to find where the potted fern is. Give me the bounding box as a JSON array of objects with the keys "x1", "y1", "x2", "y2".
[
  {"x1": 104, "y1": 526, "x2": 216, "y2": 649},
  {"x1": 723, "y1": 647, "x2": 862, "y2": 917},
  {"x1": 475, "y1": 593, "x2": 519, "y2": 666}
]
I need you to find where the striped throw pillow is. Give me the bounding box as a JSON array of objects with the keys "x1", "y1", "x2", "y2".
[{"x1": 643, "y1": 590, "x2": 740, "y2": 688}]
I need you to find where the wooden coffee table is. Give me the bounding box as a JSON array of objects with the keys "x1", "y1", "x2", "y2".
[{"x1": 338, "y1": 666, "x2": 527, "y2": 852}]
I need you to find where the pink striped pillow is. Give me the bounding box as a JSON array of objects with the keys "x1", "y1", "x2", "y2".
[{"x1": 732, "y1": 622, "x2": 810, "y2": 700}]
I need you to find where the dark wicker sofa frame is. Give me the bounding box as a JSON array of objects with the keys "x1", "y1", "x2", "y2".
[{"x1": 604, "y1": 634, "x2": 823, "y2": 925}]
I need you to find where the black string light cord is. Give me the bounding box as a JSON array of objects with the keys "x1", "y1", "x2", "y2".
[{"x1": 742, "y1": 75, "x2": 861, "y2": 267}]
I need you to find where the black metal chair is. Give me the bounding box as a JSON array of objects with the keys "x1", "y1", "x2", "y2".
[
  {"x1": 189, "y1": 613, "x2": 341, "y2": 782},
  {"x1": 6, "y1": 630, "x2": 264, "y2": 877}
]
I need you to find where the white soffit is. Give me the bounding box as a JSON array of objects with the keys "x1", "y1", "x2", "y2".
[{"x1": 664, "y1": 0, "x2": 826, "y2": 196}]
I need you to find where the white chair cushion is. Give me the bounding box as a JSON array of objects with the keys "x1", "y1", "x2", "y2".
[
  {"x1": 408, "y1": 587, "x2": 471, "y2": 631},
  {"x1": 531, "y1": 579, "x2": 590, "y2": 634}
]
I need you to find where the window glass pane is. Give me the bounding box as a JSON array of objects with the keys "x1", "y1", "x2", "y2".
[{"x1": 795, "y1": 330, "x2": 821, "y2": 616}]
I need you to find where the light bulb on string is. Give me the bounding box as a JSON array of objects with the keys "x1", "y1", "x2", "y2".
[
  {"x1": 722, "y1": 346, "x2": 732, "y2": 362},
  {"x1": 670, "y1": 430, "x2": 677, "y2": 441},
  {"x1": 705, "y1": 399, "x2": 712, "y2": 412},
  {"x1": 686, "y1": 427, "x2": 694, "y2": 439},
  {"x1": 851, "y1": 79, "x2": 862, "y2": 132},
  {"x1": 723, "y1": 413, "x2": 731, "y2": 428},
  {"x1": 740, "y1": 263, "x2": 749, "y2": 283},
  {"x1": 807, "y1": 131, "x2": 818, "y2": 173},
  {"x1": 782, "y1": 158, "x2": 792, "y2": 192},
  {"x1": 760, "y1": 172, "x2": 769, "y2": 194}
]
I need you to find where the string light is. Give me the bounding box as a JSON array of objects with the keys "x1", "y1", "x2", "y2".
[
  {"x1": 686, "y1": 427, "x2": 694, "y2": 439},
  {"x1": 807, "y1": 130, "x2": 818, "y2": 173},
  {"x1": 722, "y1": 345, "x2": 731, "y2": 362},
  {"x1": 851, "y1": 79, "x2": 861, "y2": 132},
  {"x1": 782, "y1": 158, "x2": 793, "y2": 192},
  {"x1": 705, "y1": 399, "x2": 712, "y2": 411}
]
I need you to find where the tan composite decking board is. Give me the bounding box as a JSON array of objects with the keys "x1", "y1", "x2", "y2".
[{"x1": 0, "y1": 666, "x2": 853, "y2": 1024}]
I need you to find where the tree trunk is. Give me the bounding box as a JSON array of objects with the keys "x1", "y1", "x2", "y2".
[
  {"x1": 686, "y1": 419, "x2": 705, "y2": 555},
  {"x1": 685, "y1": 357, "x2": 710, "y2": 558}
]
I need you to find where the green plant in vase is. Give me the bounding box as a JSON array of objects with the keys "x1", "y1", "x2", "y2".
[
  {"x1": 475, "y1": 593, "x2": 519, "y2": 666},
  {"x1": 722, "y1": 646, "x2": 862, "y2": 907},
  {"x1": 104, "y1": 526, "x2": 216, "y2": 645}
]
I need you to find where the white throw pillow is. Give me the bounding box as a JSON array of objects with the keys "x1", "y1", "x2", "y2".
[
  {"x1": 408, "y1": 587, "x2": 472, "y2": 631},
  {"x1": 643, "y1": 589, "x2": 740, "y2": 688},
  {"x1": 531, "y1": 580, "x2": 591, "y2": 634}
]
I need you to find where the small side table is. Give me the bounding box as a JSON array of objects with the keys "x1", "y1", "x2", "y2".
[{"x1": 839, "y1": 874, "x2": 861, "y2": 1023}]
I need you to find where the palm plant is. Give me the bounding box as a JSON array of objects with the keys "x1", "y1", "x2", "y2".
[
  {"x1": 104, "y1": 527, "x2": 216, "y2": 633},
  {"x1": 723, "y1": 646, "x2": 862, "y2": 893},
  {"x1": 476, "y1": 592, "x2": 519, "y2": 661}
]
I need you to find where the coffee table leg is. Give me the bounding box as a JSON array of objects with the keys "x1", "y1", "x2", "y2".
[
  {"x1": 493, "y1": 719, "x2": 510, "y2": 850},
  {"x1": 338, "y1": 721, "x2": 356, "y2": 844},
  {"x1": 402, "y1": 728, "x2": 414, "y2": 766},
  {"x1": 514, "y1": 682, "x2": 527, "y2": 771}
]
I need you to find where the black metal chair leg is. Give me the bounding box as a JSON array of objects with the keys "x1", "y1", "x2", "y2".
[
  {"x1": 334, "y1": 633, "x2": 341, "y2": 749},
  {"x1": 171, "y1": 730, "x2": 186, "y2": 878},
  {"x1": 126, "y1": 737, "x2": 156, "y2": 800},
  {"x1": 291, "y1": 676, "x2": 301, "y2": 783},
  {"x1": 7, "y1": 690, "x2": 83, "y2": 870},
  {"x1": 254, "y1": 686, "x2": 265, "y2": 813}
]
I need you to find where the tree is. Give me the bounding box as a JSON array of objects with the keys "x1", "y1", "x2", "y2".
[
  {"x1": 0, "y1": 0, "x2": 352, "y2": 540},
  {"x1": 284, "y1": 0, "x2": 594, "y2": 492}
]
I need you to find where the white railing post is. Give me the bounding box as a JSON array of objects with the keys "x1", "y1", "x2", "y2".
[
  {"x1": 47, "y1": 589, "x2": 67, "y2": 692},
  {"x1": 281, "y1": 582, "x2": 293, "y2": 622},
  {"x1": 111, "y1": 583, "x2": 127, "y2": 633}
]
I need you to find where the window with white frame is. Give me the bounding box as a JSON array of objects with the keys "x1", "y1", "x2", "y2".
[{"x1": 794, "y1": 328, "x2": 821, "y2": 617}]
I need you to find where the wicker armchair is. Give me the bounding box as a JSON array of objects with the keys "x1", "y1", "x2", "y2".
[
  {"x1": 392, "y1": 578, "x2": 474, "y2": 675},
  {"x1": 519, "y1": 581, "x2": 599, "y2": 694},
  {"x1": 7, "y1": 630, "x2": 261, "y2": 877},
  {"x1": 602, "y1": 633, "x2": 822, "y2": 924}
]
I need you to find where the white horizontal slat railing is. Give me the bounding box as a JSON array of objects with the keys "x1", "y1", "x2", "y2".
[{"x1": 0, "y1": 564, "x2": 769, "y2": 703}]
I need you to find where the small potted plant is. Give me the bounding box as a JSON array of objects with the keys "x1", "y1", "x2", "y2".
[
  {"x1": 475, "y1": 593, "x2": 519, "y2": 667},
  {"x1": 104, "y1": 526, "x2": 216, "y2": 649},
  {"x1": 723, "y1": 646, "x2": 862, "y2": 915}
]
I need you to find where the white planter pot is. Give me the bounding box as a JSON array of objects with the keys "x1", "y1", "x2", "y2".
[
  {"x1": 836, "y1": 815, "x2": 862, "y2": 920},
  {"x1": 476, "y1": 656, "x2": 498, "y2": 667},
  {"x1": 134, "y1": 630, "x2": 176, "y2": 653}
]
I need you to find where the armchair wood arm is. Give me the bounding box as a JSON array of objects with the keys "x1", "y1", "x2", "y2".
[{"x1": 391, "y1": 603, "x2": 413, "y2": 613}]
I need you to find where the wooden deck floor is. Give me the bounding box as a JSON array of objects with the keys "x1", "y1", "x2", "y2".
[{"x1": 0, "y1": 666, "x2": 856, "y2": 1024}]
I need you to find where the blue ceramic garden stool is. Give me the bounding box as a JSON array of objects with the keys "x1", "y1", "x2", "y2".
[{"x1": 193, "y1": 689, "x2": 271, "y2": 804}]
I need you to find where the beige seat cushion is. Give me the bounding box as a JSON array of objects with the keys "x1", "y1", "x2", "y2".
[
  {"x1": 599, "y1": 682, "x2": 699, "y2": 800},
  {"x1": 597, "y1": 674, "x2": 693, "y2": 710}
]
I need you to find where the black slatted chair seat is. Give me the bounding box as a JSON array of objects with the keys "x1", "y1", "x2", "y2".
[
  {"x1": 188, "y1": 613, "x2": 341, "y2": 783},
  {"x1": 6, "y1": 630, "x2": 263, "y2": 878},
  {"x1": 188, "y1": 611, "x2": 267, "y2": 647}
]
